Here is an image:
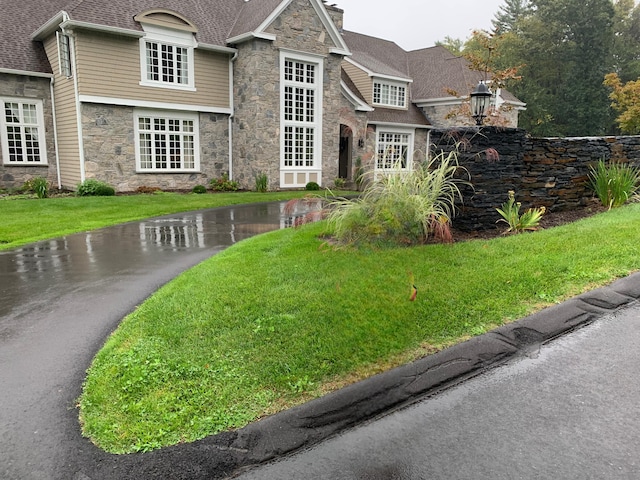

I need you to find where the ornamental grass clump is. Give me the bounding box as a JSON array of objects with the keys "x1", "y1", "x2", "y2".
[
  {"x1": 327, "y1": 150, "x2": 469, "y2": 247},
  {"x1": 589, "y1": 158, "x2": 640, "y2": 210},
  {"x1": 496, "y1": 191, "x2": 546, "y2": 234}
]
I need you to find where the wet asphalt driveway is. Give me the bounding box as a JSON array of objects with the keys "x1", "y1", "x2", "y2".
[{"x1": 0, "y1": 202, "x2": 289, "y2": 479}]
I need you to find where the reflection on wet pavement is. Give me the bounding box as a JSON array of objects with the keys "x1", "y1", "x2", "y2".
[{"x1": 0, "y1": 201, "x2": 313, "y2": 336}]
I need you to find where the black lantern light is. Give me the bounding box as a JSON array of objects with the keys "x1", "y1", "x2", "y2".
[{"x1": 470, "y1": 81, "x2": 492, "y2": 126}]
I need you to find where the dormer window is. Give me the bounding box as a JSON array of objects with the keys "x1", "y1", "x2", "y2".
[
  {"x1": 144, "y1": 41, "x2": 189, "y2": 85},
  {"x1": 136, "y1": 12, "x2": 197, "y2": 91},
  {"x1": 373, "y1": 80, "x2": 406, "y2": 108}
]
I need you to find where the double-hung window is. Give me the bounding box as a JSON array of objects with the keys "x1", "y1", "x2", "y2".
[
  {"x1": 139, "y1": 25, "x2": 195, "y2": 91},
  {"x1": 280, "y1": 51, "x2": 324, "y2": 187},
  {"x1": 373, "y1": 80, "x2": 407, "y2": 108},
  {"x1": 376, "y1": 129, "x2": 413, "y2": 171},
  {"x1": 1, "y1": 98, "x2": 47, "y2": 165},
  {"x1": 134, "y1": 110, "x2": 199, "y2": 172}
]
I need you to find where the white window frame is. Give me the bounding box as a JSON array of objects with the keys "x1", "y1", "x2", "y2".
[
  {"x1": 375, "y1": 127, "x2": 415, "y2": 175},
  {"x1": 0, "y1": 98, "x2": 48, "y2": 165},
  {"x1": 134, "y1": 109, "x2": 200, "y2": 173},
  {"x1": 56, "y1": 32, "x2": 72, "y2": 78},
  {"x1": 139, "y1": 25, "x2": 196, "y2": 91},
  {"x1": 373, "y1": 80, "x2": 407, "y2": 108},
  {"x1": 279, "y1": 50, "x2": 324, "y2": 188}
]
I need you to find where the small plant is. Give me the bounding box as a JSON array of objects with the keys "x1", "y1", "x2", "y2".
[
  {"x1": 305, "y1": 181, "x2": 320, "y2": 191},
  {"x1": 24, "y1": 177, "x2": 49, "y2": 198},
  {"x1": 255, "y1": 173, "x2": 268, "y2": 193},
  {"x1": 210, "y1": 173, "x2": 239, "y2": 192},
  {"x1": 192, "y1": 184, "x2": 207, "y2": 194},
  {"x1": 76, "y1": 179, "x2": 115, "y2": 196},
  {"x1": 334, "y1": 177, "x2": 346, "y2": 189},
  {"x1": 496, "y1": 191, "x2": 546, "y2": 233},
  {"x1": 589, "y1": 158, "x2": 640, "y2": 209}
]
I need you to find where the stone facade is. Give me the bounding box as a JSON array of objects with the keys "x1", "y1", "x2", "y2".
[
  {"x1": 431, "y1": 127, "x2": 640, "y2": 230},
  {"x1": 231, "y1": 0, "x2": 345, "y2": 190},
  {"x1": 0, "y1": 73, "x2": 57, "y2": 190},
  {"x1": 81, "y1": 103, "x2": 229, "y2": 191}
]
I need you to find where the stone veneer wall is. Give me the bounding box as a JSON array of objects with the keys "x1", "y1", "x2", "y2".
[
  {"x1": 231, "y1": 0, "x2": 345, "y2": 190},
  {"x1": 430, "y1": 127, "x2": 640, "y2": 231},
  {"x1": 0, "y1": 73, "x2": 58, "y2": 189},
  {"x1": 81, "y1": 103, "x2": 229, "y2": 192}
]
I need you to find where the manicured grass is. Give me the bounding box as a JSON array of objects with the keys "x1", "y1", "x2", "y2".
[
  {"x1": 0, "y1": 191, "x2": 344, "y2": 251},
  {"x1": 79, "y1": 203, "x2": 640, "y2": 453}
]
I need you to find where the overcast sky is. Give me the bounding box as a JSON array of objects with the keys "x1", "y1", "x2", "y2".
[{"x1": 335, "y1": 0, "x2": 506, "y2": 50}]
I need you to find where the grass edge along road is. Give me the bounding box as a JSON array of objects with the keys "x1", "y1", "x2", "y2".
[{"x1": 79, "y1": 203, "x2": 640, "y2": 454}]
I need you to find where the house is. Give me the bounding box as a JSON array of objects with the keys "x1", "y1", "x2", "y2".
[{"x1": 0, "y1": 0, "x2": 524, "y2": 192}]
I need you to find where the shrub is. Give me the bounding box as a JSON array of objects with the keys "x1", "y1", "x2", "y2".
[
  {"x1": 210, "y1": 173, "x2": 239, "y2": 192},
  {"x1": 589, "y1": 158, "x2": 640, "y2": 209},
  {"x1": 305, "y1": 181, "x2": 320, "y2": 191},
  {"x1": 496, "y1": 191, "x2": 546, "y2": 234},
  {"x1": 24, "y1": 177, "x2": 49, "y2": 199},
  {"x1": 192, "y1": 184, "x2": 207, "y2": 194},
  {"x1": 76, "y1": 179, "x2": 116, "y2": 196},
  {"x1": 255, "y1": 173, "x2": 268, "y2": 193},
  {"x1": 334, "y1": 177, "x2": 346, "y2": 189},
  {"x1": 327, "y1": 149, "x2": 470, "y2": 247}
]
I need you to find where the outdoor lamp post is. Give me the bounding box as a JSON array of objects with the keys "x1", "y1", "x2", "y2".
[{"x1": 470, "y1": 81, "x2": 492, "y2": 126}]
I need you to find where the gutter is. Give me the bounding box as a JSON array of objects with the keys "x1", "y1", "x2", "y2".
[
  {"x1": 61, "y1": 16, "x2": 87, "y2": 184},
  {"x1": 49, "y1": 77, "x2": 62, "y2": 189},
  {"x1": 228, "y1": 51, "x2": 238, "y2": 180}
]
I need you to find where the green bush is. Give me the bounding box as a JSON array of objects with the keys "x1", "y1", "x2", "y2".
[
  {"x1": 305, "y1": 181, "x2": 320, "y2": 191},
  {"x1": 255, "y1": 173, "x2": 268, "y2": 193},
  {"x1": 327, "y1": 149, "x2": 469, "y2": 247},
  {"x1": 496, "y1": 191, "x2": 546, "y2": 234},
  {"x1": 192, "y1": 184, "x2": 207, "y2": 194},
  {"x1": 76, "y1": 179, "x2": 116, "y2": 196},
  {"x1": 24, "y1": 177, "x2": 49, "y2": 199},
  {"x1": 333, "y1": 177, "x2": 346, "y2": 189},
  {"x1": 589, "y1": 158, "x2": 640, "y2": 209},
  {"x1": 210, "y1": 173, "x2": 239, "y2": 192}
]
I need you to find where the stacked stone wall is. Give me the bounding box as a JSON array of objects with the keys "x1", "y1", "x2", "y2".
[
  {"x1": 0, "y1": 74, "x2": 57, "y2": 190},
  {"x1": 430, "y1": 127, "x2": 640, "y2": 230}
]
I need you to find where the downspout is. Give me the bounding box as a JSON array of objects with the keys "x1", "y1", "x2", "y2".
[
  {"x1": 62, "y1": 17, "x2": 86, "y2": 183},
  {"x1": 49, "y1": 77, "x2": 62, "y2": 189},
  {"x1": 228, "y1": 51, "x2": 238, "y2": 180}
]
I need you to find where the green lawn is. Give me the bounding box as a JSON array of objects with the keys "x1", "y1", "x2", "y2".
[
  {"x1": 78, "y1": 203, "x2": 640, "y2": 453},
  {"x1": 0, "y1": 191, "x2": 341, "y2": 250}
]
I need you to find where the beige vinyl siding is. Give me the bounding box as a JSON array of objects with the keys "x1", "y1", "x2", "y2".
[
  {"x1": 342, "y1": 61, "x2": 372, "y2": 105},
  {"x1": 75, "y1": 31, "x2": 230, "y2": 108},
  {"x1": 44, "y1": 35, "x2": 83, "y2": 188}
]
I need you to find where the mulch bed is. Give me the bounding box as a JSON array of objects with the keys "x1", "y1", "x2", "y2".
[{"x1": 452, "y1": 199, "x2": 609, "y2": 242}]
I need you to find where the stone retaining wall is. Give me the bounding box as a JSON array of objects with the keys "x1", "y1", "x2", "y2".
[{"x1": 430, "y1": 127, "x2": 640, "y2": 230}]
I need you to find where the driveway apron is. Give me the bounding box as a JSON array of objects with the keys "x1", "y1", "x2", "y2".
[{"x1": 0, "y1": 202, "x2": 288, "y2": 480}]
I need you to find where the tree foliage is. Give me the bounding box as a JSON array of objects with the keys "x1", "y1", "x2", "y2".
[
  {"x1": 604, "y1": 72, "x2": 640, "y2": 134},
  {"x1": 463, "y1": 0, "x2": 620, "y2": 136}
]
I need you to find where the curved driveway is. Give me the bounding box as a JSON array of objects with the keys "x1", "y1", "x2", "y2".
[{"x1": 0, "y1": 202, "x2": 288, "y2": 480}]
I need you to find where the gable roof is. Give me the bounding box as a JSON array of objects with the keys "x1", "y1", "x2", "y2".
[
  {"x1": 341, "y1": 30, "x2": 409, "y2": 81},
  {"x1": 2, "y1": 0, "x2": 346, "y2": 75},
  {"x1": 408, "y1": 46, "x2": 479, "y2": 101},
  {"x1": 341, "y1": 30, "x2": 523, "y2": 107}
]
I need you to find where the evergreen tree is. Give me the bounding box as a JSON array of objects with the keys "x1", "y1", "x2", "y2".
[{"x1": 492, "y1": 0, "x2": 532, "y2": 34}]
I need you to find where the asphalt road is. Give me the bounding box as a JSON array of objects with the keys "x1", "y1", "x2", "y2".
[{"x1": 235, "y1": 306, "x2": 640, "y2": 480}]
